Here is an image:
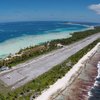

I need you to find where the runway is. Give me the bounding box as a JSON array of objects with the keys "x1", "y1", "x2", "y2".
[{"x1": 0, "y1": 33, "x2": 100, "y2": 89}]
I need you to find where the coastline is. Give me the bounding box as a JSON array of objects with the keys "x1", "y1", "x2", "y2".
[
  {"x1": 0, "y1": 24, "x2": 91, "y2": 59},
  {"x1": 35, "y1": 42, "x2": 100, "y2": 100},
  {"x1": 0, "y1": 26, "x2": 100, "y2": 68},
  {"x1": 0, "y1": 33, "x2": 100, "y2": 99}
]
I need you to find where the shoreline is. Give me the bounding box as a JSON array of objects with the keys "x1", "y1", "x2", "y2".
[
  {"x1": 0, "y1": 24, "x2": 92, "y2": 59},
  {"x1": 0, "y1": 26, "x2": 99, "y2": 68},
  {"x1": 0, "y1": 34, "x2": 100, "y2": 99},
  {"x1": 35, "y1": 42, "x2": 100, "y2": 100},
  {"x1": 0, "y1": 34, "x2": 100, "y2": 87},
  {"x1": 0, "y1": 33, "x2": 100, "y2": 75}
]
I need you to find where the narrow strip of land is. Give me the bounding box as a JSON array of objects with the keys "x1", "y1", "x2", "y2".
[{"x1": 0, "y1": 33, "x2": 100, "y2": 89}]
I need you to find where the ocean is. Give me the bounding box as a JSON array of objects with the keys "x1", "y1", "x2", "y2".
[
  {"x1": 0, "y1": 21, "x2": 99, "y2": 59},
  {"x1": 88, "y1": 62, "x2": 100, "y2": 100}
]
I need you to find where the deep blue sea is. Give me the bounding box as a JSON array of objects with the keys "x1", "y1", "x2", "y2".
[
  {"x1": 0, "y1": 21, "x2": 99, "y2": 59},
  {"x1": 0, "y1": 21, "x2": 91, "y2": 43}
]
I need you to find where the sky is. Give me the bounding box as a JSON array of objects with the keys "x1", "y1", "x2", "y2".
[{"x1": 0, "y1": 0, "x2": 100, "y2": 23}]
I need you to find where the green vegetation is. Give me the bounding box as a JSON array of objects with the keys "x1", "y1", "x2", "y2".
[
  {"x1": 1, "y1": 38, "x2": 100, "y2": 100},
  {"x1": 0, "y1": 26, "x2": 100, "y2": 67},
  {"x1": 51, "y1": 26, "x2": 100, "y2": 45}
]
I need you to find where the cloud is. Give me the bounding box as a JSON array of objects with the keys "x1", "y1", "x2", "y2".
[{"x1": 89, "y1": 3, "x2": 100, "y2": 14}]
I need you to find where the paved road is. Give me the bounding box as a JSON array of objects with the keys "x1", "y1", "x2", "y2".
[{"x1": 0, "y1": 33, "x2": 100, "y2": 89}]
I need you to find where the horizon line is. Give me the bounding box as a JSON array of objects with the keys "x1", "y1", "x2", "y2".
[{"x1": 0, "y1": 20, "x2": 100, "y2": 24}]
